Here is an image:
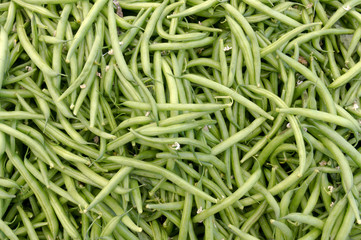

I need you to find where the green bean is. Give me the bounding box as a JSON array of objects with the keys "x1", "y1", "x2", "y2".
[
  {"x1": 129, "y1": 179, "x2": 143, "y2": 214},
  {"x1": 111, "y1": 116, "x2": 152, "y2": 134},
  {"x1": 270, "y1": 219, "x2": 293, "y2": 240},
  {"x1": 114, "y1": 66, "x2": 142, "y2": 103},
  {"x1": 246, "y1": 85, "x2": 307, "y2": 175},
  {"x1": 0, "y1": 110, "x2": 45, "y2": 120},
  {"x1": 48, "y1": 191, "x2": 81, "y2": 239},
  {"x1": 157, "y1": 151, "x2": 225, "y2": 172},
  {"x1": 335, "y1": 203, "x2": 356, "y2": 240},
  {"x1": 103, "y1": 57, "x2": 115, "y2": 98},
  {"x1": 243, "y1": 0, "x2": 301, "y2": 27},
  {"x1": 131, "y1": 71, "x2": 159, "y2": 123},
  {"x1": 315, "y1": 132, "x2": 361, "y2": 222},
  {"x1": 187, "y1": 58, "x2": 221, "y2": 71},
  {"x1": 89, "y1": 77, "x2": 99, "y2": 128},
  {"x1": 23, "y1": 0, "x2": 80, "y2": 3},
  {"x1": 283, "y1": 213, "x2": 324, "y2": 229},
  {"x1": 277, "y1": 107, "x2": 360, "y2": 132},
  {"x1": 118, "y1": 9, "x2": 149, "y2": 52},
  {"x1": 66, "y1": 0, "x2": 107, "y2": 62},
  {"x1": 16, "y1": 205, "x2": 40, "y2": 240},
  {"x1": 3, "y1": 1, "x2": 15, "y2": 33},
  {"x1": 310, "y1": 120, "x2": 361, "y2": 168},
  {"x1": 74, "y1": 163, "x2": 129, "y2": 195},
  {"x1": 0, "y1": 2, "x2": 9, "y2": 11},
  {"x1": 277, "y1": 51, "x2": 336, "y2": 115},
  {"x1": 4, "y1": 1, "x2": 361, "y2": 238},
  {"x1": 228, "y1": 224, "x2": 259, "y2": 240},
  {"x1": 84, "y1": 166, "x2": 133, "y2": 213},
  {"x1": 168, "y1": 0, "x2": 217, "y2": 19},
  {"x1": 117, "y1": 1, "x2": 160, "y2": 10},
  {"x1": 62, "y1": 173, "x2": 88, "y2": 210},
  {"x1": 302, "y1": 173, "x2": 321, "y2": 215},
  {"x1": 0, "y1": 123, "x2": 54, "y2": 167},
  {"x1": 5, "y1": 146, "x2": 58, "y2": 236},
  {"x1": 130, "y1": 129, "x2": 211, "y2": 153},
  {"x1": 288, "y1": 169, "x2": 318, "y2": 212},
  {"x1": 212, "y1": 117, "x2": 266, "y2": 155},
  {"x1": 226, "y1": 15, "x2": 255, "y2": 86},
  {"x1": 101, "y1": 196, "x2": 143, "y2": 234},
  {"x1": 3, "y1": 69, "x2": 35, "y2": 86},
  {"x1": 0, "y1": 188, "x2": 15, "y2": 199},
  {"x1": 16, "y1": 12, "x2": 58, "y2": 77},
  {"x1": 242, "y1": 200, "x2": 268, "y2": 233},
  {"x1": 59, "y1": 19, "x2": 103, "y2": 102},
  {"x1": 243, "y1": 151, "x2": 313, "y2": 207},
  {"x1": 122, "y1": 101, "x2": 231, "y2": 112},
  {"x1": 321, "y1": 197, "x2": 348, "y2": 240},
  {"x1": 49, "y1": 143, "x2": 91, "y2": 165},
  {"x1": 329, "y1": 59, "x2": 361, "y2": 89},
  {"x1": 0, "y1": 218, "x2": 18, "y2": 240},
  {"x1": 0, "y1": 177, "x2": 20, "y2": 189},
  {"x1": 218, "y1": 38, "x2": 228, "y2": 87},
  {"x1": 76, "y1": 111, "x2": 116, "y2": 140},
  {"x1": 284, "y1": 28, "x2": 354, "y2": 53},
  {"x1": 24, "y1": 159, "x2": 76, "y2": 204},
  {"x1": 0, "y1": 26, "x2": 8, "y2": 90},
  {"x1": 13, "y1": 0, "x2": 59, "y2": 19},
  {"x1": 108, "y1": 4, "x2": 135, "y2": 82},
  {"x1": 298, "y1": 228, "x2": 322, "y2": 240},
  {"x1": 105, "y1": 155, "x2": 216, "y2": 203},
  {"x1": 108, "y1": 119, "x2": 215, "y2": 150},
  {"x1": 140, "y1": 0, "x2": 168, "y2": 77},
  {"x1": 193, "y1": 168, "x2": 261, "y2": 223},
  {"x1": 14, "y1": 222, "x2": 48, "y2": 236},
  {"x1": 149, "y1": 36, "x2": 215, "y2": 51},
  {"x1": 261, "y1": 22, "x2": 321, "y2": 57},
  {"x1": 57, "y1": 110, "x2": 88, "y2": 145},
  {"x1": 223, "y1": 3, "x2": 262, "y2": 86},
  {"x1": 99, "y1": 215, "x2": 123, "y2": 237},
  {"x1": 146, "y1": 201, "x2": 184, "y2": 211},
  {"x1": 157, "y1": 2, "x2": 208, "y2": 42},
  {"x1": 181, "y1": 74, "x2": 273, "y2": 119},
  {"x1": 323, "y1": 0, "x2": 361, "y2": 29},
  {"x1": 177, "y1": 173, "x2": 193, "y2": 240}
]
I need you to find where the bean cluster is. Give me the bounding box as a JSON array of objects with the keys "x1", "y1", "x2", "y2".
[{"x1": 1, "y1": 0, "x2": 361, "y2": 239}]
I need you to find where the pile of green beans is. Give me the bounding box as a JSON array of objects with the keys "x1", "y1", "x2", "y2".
[{"x1": 1, "y1": 0, "x2": 361, "y2": 239}]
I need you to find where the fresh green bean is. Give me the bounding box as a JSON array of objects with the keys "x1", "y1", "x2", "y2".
[
  {"x1": 277, "y1": 107, "x2": 360, "y2": 132},
  {"x1": 105, "y1": 155, "x2": 216, "y2": 203},
  {"x1": 5, "y1": 146, "x2": 59, "y2": 236},
  {"x1": 193, "y1": 168, "x2": 261, "y2": 223},
  {"x1": 66, "y1": 0, "x2": 107, "y2": 62}
]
